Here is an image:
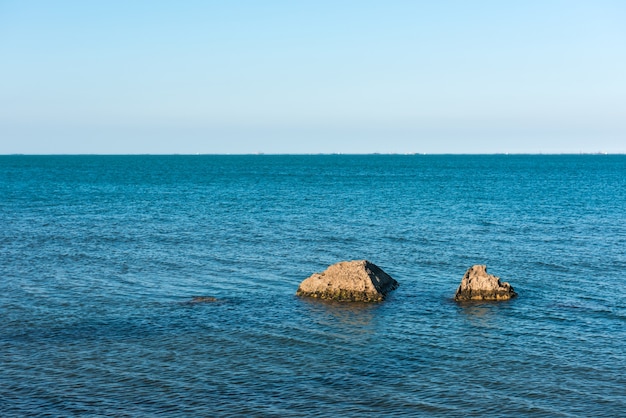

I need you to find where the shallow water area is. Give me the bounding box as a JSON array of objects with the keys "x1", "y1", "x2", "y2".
[{"x1": 1, "y1": 155, "x2": 625, "y2": 416}]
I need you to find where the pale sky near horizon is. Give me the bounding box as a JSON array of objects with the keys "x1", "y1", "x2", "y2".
[{"x1": 1, "y1": 1, "x2": 625, "y2": 154}]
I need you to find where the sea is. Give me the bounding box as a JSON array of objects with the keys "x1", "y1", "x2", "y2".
[{"x1": 1, "y1": 154, "x2": 625, "y2": 417}]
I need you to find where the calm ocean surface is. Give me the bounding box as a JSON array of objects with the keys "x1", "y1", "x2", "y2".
[{"x1": 1, "y1": 155, "x2": 625, "y2": 416}]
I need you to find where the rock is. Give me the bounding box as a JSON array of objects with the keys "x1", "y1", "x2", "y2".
[
  {"x1": 296, "y1": 260, "x2": 399, "y2": 302},
  {"x1": 454, "y1": 265, "x2": 517, "y2": 301},
  {"x1": 189, "y1": 296, "x2": 217, "y2": 304}
]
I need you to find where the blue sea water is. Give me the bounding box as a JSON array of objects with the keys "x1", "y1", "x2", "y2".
[{"x1": 1, "y1": 154, "x2": 625, "y2": 417}]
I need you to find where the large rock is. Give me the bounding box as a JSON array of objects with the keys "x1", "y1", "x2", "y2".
[
  {"x1": 455, "y1": 265, "x2": 517, "y2": 301},
  {"x1": 296, "y1": 260, "x2": 399, "y2": 302}
]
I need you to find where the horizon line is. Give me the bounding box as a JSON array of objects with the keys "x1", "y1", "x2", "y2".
[{"x1": 1, "y1": 152, "x2": 622, "y2": 156}]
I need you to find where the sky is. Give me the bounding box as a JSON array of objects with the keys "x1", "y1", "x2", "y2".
[{"x1": 1, "y1": 0, "x2": 625, "y2": 154}]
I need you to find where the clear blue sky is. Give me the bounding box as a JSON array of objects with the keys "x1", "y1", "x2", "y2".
[{"x1": 1, "y1": 0, "x2": 625, "y2": 154}]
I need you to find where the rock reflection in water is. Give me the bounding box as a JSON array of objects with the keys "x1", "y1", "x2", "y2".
[
  {"x1": 456, "y1": 300, "x2": 514, "y2": 329},
  {"x1": 297, "y1": 297, "x2": 380, "y2": 337}
]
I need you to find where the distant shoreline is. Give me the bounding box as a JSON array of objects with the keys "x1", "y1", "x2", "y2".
[{"x1": 1, "y1": 152, "x2": 623, "y2": 157}]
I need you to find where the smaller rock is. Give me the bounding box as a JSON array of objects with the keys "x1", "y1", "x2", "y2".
[
  {"x1": 296, "y1": 260, "x2": 399, "y2": 302},
  {"x1": 189, "y1": 296, "x2": 217, "y2": 304},
  {"x1": 454, "y1": 265, "x2": 517, "y2": 301}
]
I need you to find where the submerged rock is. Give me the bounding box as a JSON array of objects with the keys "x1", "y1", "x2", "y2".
[
  {"x1": 296, "y1": 260, "x2": 399, "y2": 302},
  {"x1": 454, "y1": 265, "x2": 517, "y2": 301},
  {"x1": 189, "y1": 296, "x2": 217, "y2": 304}
]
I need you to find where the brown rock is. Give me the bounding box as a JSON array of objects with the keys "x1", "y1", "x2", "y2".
[
  {"x1": 455, "y1": 265, "x2": 517, "y2": 301},
  {"x1": 296, "y1": 260, "x2": 399, "y2": 302},
  {"x1": 189, "y1": 296, "x2": 217, "y2": 304}
]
